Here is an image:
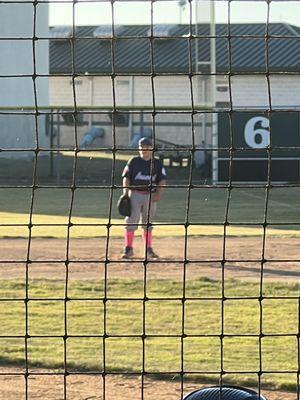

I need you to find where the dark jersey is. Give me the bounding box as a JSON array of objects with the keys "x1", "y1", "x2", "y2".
[{"x1": 122, "y1": 156, "x2": 167, "y2": 191}]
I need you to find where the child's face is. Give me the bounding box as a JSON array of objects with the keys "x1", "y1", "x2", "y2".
[{"x1": 139, "y1": 145, "x2": 152, "y2": 160}]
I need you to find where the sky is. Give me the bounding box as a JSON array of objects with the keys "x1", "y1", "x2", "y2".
[{"x1": 49, "y1": 1, "x2": 300, "y2": 27}]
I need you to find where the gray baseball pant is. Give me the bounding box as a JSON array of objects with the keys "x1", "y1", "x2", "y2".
[{"x1": 125, "y1": 190, "x2": 157, "y2": 232}]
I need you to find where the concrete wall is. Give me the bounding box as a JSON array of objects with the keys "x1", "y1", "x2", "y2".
[{"x1": 0, "y1": 1, "x2": 49, "y2": 156}]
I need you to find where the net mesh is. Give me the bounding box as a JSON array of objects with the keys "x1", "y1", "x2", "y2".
[{"x1": 0, "y1": 1, "x2": 299, "y2": 400}]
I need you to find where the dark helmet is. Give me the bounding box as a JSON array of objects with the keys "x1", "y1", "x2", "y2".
[
  {"x1": 138, "y1": 137, "x2": 153, "y2": 147},
  {"x1": 183, "y1": 386, "x2": 267, "y2": 400}
]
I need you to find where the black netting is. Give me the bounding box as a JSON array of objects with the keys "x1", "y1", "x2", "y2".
[{"x1": 0, "y1": 1, "x2": 299, "y2": 400}]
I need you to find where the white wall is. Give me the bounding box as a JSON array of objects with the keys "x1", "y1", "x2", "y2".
[
  {"x1": 49, "y1": 74, "x2": 300, "y2": 147},
  {"x1": 231, "y1": 75, "x2": 300, "y2": 108},
  {"x1": 53, "y1": 74, "x2": 300, "y2": 109},
  {"x1": 0, "y1": 1, "x2": 49, "y2": 155},
  {"x1": 50, "y1": 75, "x2": 209, "y2": 107}
]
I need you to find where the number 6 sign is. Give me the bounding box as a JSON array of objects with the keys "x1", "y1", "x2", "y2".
[{"x1": 244, "y1": 116, "x2": 270, "y2": 148}]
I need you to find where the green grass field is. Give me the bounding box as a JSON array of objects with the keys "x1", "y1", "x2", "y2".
[
  {"x1": 0, "y1": 185, "x2": 299, "y2": 238},
  {"x1": 0, "y1": 277, "x2": 298, "y2": 391},
  {"x1": 0, "y1": 153, "x2": 299, "y2": 393},
  {"x1": 0, "y1": 152, "x2": 299, "y2": 238}
]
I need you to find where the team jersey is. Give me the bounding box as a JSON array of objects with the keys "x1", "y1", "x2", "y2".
[{"x1": 122, "y1": 156, "x2": 167, "y2": 192}]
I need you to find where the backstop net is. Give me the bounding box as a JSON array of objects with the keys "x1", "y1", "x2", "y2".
[{"x1": 0, "y1": 1, "x2": 299, "y2": 399}]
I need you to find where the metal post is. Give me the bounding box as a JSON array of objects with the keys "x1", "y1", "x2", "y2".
[
  {"x1": 128, "y1": 76, "x2": 134, "y2": 144},
  {"x1": 49, "y1": 110, "x2": 54, "y2": 177},
  {"x1": 56, "y1": 111, "x2": 61, "y2": 186},
  {"x1": 210, "y1": 0, "x2": 218, "y2": 184},
  {"x1": 195, "y1": 0, "x2": 217, "y2": 182},
  {"x1": 84, "y1": 72, "x2": 93, "y2": 130},
  {"x1": 140, "y1": 112, "x2": 144, "y2": 137},
  {"x1": 179, "y1": 0, "x2": 186, "y2": 25},
  {"x1": 202, "y1": 79, "x2": 206, "y2": 144},
  {"x1": 88, "y1": 75, "x2": 93, "y2": 129},
  {"x1": 195, "y1": 0, "x2": 199, "y2": 98},
  {"x1": 195, "y1": 0, "x2": 199, "y2": 173}
]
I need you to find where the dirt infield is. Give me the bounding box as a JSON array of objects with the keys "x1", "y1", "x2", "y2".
[
  {"x1": 0, "y1": 370, "x2": 297, "y2": 400},
  {"x1": 0, "y1": 236, "x2": 298, "y2": 399},
  {"x1": 0, "y1": 236, "x2": 299, "y2": 282}
]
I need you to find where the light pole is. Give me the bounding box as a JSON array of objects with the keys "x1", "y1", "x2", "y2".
[
  {"x1": 85, "y1": 71, "x2": 93, "y2": 130},
  {"x1": 178, "y1": 0, "x2": 187, "y2": 24},
  {"x1": 209, "y1": 1, "x2": 218, "y2": 185},
  {"x1": 195, "y1": 0, "x2": 217, "y2": 183}
]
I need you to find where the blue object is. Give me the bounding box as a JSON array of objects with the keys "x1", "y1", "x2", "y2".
[
  {"x1": 130, "y1": 128, "x2": 153, "y2": 148},
  {"x1": 130, "y1": 134, "x2": 141, "y2": 148},
  {"x1": 184, "y1": 386, "x2": 266, "y2": 400},
  {"x1": 80, "y1": 127, "x2": 105, "y2": 148},
  {"x1": 141, "y1": 128, "x2": 152, "y2": 138}
]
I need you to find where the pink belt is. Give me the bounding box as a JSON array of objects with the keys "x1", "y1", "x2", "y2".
[{"x1": 131, "y1": 190, "x2": 149, "y2": 195}]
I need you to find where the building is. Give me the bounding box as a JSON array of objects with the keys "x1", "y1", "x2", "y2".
[
  {"x1": 49, "y1": 23, "x2": 300, "y2": 181},
  {"x1": 0, "y1": 2, "x2": 49, "y2": 157}
]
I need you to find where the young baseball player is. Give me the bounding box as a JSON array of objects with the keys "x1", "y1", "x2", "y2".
[{"x1": 121, "y1": 137, "x2": 167, "y2": 259}]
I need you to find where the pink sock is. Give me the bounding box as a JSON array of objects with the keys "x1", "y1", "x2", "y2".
[
  {"x1": 143, "y1": 230, "x2": 152, "y2": 248},
  {"x1": 125, "y1": 231, "x2": 134, "y2": 247}
]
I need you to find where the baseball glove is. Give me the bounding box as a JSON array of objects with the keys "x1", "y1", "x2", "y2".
[{"x1": 117, "y1": 194, "x2": 131, "y2": 217}]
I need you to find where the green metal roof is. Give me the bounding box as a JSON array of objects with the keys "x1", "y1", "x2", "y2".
[{"x1": 50, "y1": 23, "x2": 300, "y2": 74}]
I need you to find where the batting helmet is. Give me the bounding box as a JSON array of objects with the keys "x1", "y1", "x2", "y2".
[{"x1": 183, "y1": 386, "x2": 267, "y2": 400}]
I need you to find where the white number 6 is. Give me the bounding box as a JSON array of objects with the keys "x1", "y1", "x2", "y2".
[{"x1": 244, "y1": 116, "x2": 270, "y2": 148}]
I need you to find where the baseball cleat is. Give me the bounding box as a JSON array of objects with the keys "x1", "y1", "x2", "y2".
[
  {"x1": 122, "y1": 246, "x2": 134, "y2": 259},
  {"x1": 146, "y1": 247, "x2": 159, "y2": 259}
]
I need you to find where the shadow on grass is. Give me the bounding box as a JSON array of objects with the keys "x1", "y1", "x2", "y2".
[
  {"x1": 150, "y1": 373, "x2": 297, "y2": 393},
  {"x1": 0, "y1": 154, "x2": 299, "y2": 231},
  {"x1": 0, "y1": 153, "x2": 208, "y2": 223},
  {"x1": 0, "y1": 152, "x2": 199, "y2": 186},
  {"x1": 0, "y1": 357, "x2": 296, "y2": 392}
]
